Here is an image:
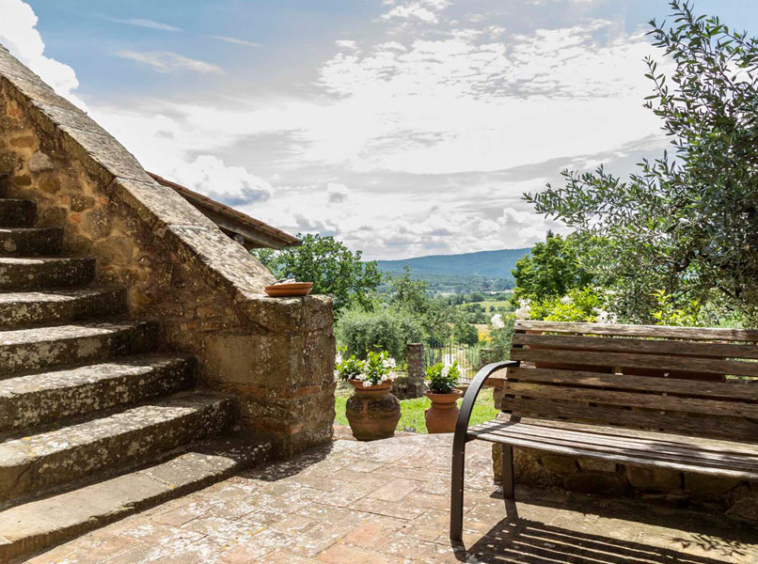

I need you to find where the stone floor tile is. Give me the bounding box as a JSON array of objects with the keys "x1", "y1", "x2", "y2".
[
  {"x1": 316, "y1": 542, "x2": 408, "y2": 564},
  {"x1": 402, "y1": 491, "x2": 448, "y2": 512},
  {"x1": 27, "y1": 435, "x2": 758, "y2": 564},
  {"x1": 366, "y1": 478, "x2": 419, "y2": 502},
  {"x1": 350, "y1": 497, "x2": 427, "y2": 521},
  {"x1": 257, "y1": 549, "x2": 321, "y2": 564},
  {"x1": 342, "y1": 516, "x2": 408, "y2": 550},
  {"x1": 316, "y1": 481, "x2": 373, "y2": 508},
  {"x1": 270, "y1": 514, "x2": 318, "y2": 534}
]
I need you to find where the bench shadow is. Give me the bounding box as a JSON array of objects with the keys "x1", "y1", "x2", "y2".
[{"x1": 455, "y1": 499, "x2": 755, "y2": 564}]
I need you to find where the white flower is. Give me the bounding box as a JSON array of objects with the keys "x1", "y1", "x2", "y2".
[
  {"x1": 559, "y1": 295, "x2": 571, "y2": 305},
  {"x1": 594, "y1": 308, "x2": 618, "y2": 324},
  {"x1": 382, "y1": 358, "x2": 397, "y2": 369},
  {"x1": 362, "y1": 380, "x2": 373, "y2": 388},
  {"x1": 491, "y1": 314, "x2": 505, "y2": 329},
  {"x1": 514, "y1": 299, "x2": 532, "y2": 320}
]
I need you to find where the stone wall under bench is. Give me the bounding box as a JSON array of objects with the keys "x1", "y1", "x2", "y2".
[
  {"x1": 490, "y1": 387, "x2": 758, "y2": 523},
  {"x1": 0, "y1": 45, "x2": 335, "y2": 456}
]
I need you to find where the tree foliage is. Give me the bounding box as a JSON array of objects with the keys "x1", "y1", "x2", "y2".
[
  {"x1": 526, "y1": 1, "x2": 758, "y2": 321},
  {"x1": 335, "y1": 307, "x2": 424, "y2": 361},
  {"x1": 511, "y1": 233, "x2": 593, "y2": 302},
  {"x1": 254, "y1": 234, "x2": 381, "y2": 313}
]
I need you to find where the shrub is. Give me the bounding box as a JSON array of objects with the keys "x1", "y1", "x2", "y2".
[{"x1": 336, "y1": 307, "x2": 424, "y2": 360}]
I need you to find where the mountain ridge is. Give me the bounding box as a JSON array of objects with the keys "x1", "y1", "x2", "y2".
[{"x1": 375, "y1": 248, "x2": 531, "y2": 280}]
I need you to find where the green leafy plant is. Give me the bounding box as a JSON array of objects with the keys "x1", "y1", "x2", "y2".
[
  {"x1": 525, "y1": 1, "x2": 758, "y2": 323},
  {"x1": 426, "y1": 361, "x2": 460, "y2": 394},
  {"x1": 335, "y1": 354, "x2": 364, "y2": 381},
  {"x1": 650, "y1": 289, "x2": 701, "y2": 326},
  {"x1": 336, "y1": 350, "x2": 397, "y2": 388},
  {"x1": 361, "y1": 350, "x2": 396, "y2": 387}
]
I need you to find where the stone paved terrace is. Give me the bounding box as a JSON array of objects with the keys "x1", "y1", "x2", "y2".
[{"x1": 25, "y1": 434, "x2": 758, "y2": 564}]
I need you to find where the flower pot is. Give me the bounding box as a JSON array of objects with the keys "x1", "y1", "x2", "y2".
[
  {"x1": 345, "y1": 380, "x2": 401, "y2": 441},
  {"x1": 424, "y1": 389, "x2": 463, "y2": 434}
]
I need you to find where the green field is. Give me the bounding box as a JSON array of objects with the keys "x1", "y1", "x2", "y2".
[
  {"x1": 335, "y1": 388, "x2": 498, "y2": 434},
  {"x1": 461, "y1": 300, "x2": 512, "y2": 310}
]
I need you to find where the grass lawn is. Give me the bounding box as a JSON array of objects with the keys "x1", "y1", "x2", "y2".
[
  {"x1": 460, "y1": 300, "x2": 512, "y2": 310},
  {"x1": 334, "y1": 388, "x2": 498, "y2": 434}
]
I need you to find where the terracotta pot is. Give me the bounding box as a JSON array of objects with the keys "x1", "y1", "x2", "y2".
[
  {"x1": 424, "y1": 389, "x2": 463, "y2": 434},
  {"x1": 345, "y1": 380, "x2": 401, "y2": 441}
]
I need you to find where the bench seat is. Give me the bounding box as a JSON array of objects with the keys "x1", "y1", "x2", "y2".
[
  {"x1": 450, "y1": 320, "x2": 758, "y2": 542},
  {"x1": 468, "y1": 418, "x2": 758, "y2": 481}
]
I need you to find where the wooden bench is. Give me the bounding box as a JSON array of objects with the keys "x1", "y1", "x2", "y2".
[{"x1": 450, "y1": 320, "x2": 758, "y2": 541}]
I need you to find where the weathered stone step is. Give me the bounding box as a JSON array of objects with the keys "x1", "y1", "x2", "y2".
[
  {"x1": 0, "y1": 199, "x2": 35, "y2": 228},
  {"x1": 0, "y1": 439, "x2": 271, "y2": 563},
  {"x1": 0, "y1": 355, "x2": 197, "y2": 432},
  {"x1": 0, "y1": 391, "x2": 234, "y2": 507},
  {"x1": 0, "y1": 286, "x2": 127, "y2": 328},
  {"x1": 0, "y1": 257, "x2": 95, "y2": 290},
  {"x1": 0, "y1": 227, "x2": 62, "y2": 256},
  {"x1": 0, "y1": 320, "x2": 159, "y2": 377}
]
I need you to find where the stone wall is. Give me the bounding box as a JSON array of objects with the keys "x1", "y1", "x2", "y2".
[
  {"x1": 0, "y1": 45, "x2": 335, "y2": 456},
  {"x1": 490, "y1": 387, "x2": 758, "y2": 522}
]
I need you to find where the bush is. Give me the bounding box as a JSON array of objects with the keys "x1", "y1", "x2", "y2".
[{"x1": 336, "y1": 307, "x2": 424, "y2": 361}]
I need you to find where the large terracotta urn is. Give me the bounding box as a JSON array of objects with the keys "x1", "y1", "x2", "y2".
[
  {"x1": 346, "y1": 380, "x2": 401, "y2": 441},
  {"x1": 424, "y1": 390, "x2": 463, "y2": 434}
]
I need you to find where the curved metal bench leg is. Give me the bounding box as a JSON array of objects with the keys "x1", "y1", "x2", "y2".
[{"x1": 450, "y1": 439, "x2": 465, "y2": 542}]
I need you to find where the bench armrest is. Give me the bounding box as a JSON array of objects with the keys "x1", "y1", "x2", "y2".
[{"x1": 453, "y1": 361, "x2": 519, "y2": 447}]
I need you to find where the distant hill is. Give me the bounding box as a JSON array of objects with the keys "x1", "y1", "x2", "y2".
[{"x1": 375, "y1": 248, "x2": 531, "y2": 292}]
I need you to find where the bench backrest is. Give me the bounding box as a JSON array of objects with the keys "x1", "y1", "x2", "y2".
[{"x1": 504, "y1": 320, "x2": 758, "y2": 443}]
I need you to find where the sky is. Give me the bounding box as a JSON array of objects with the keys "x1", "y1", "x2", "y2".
[{"x1": 0, "y1": 0, "x2": 756, "y2": 260}]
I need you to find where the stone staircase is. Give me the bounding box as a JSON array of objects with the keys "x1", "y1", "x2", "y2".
[{"x1": 0, "y1": 188, "x2": 270, "y2": 562}]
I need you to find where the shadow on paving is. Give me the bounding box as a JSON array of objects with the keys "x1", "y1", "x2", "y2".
[{"x1": 458, "y1": 499, "x2": 757, "y2": 563}]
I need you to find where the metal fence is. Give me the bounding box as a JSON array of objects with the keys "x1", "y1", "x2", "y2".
[{"x1": 425, "y1": 341, "x2": 480, "y2": 384}]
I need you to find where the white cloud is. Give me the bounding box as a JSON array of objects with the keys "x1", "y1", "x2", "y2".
[
  {"x1": 167, "y1": 155, "x2": 271, "y2": 205},
  {"x1": 208, "y1": 35, "x2": 260, "y2": 48},
  {"x1": 101, "y1": 16, "x2": 181, "y2": 32},
  {"x1": 335, "y1": 40, "x2": 358, "y2": 50},
  {"x1": 115, "y1": 50, "x2": 224, "y2": 74},
  {"x1": 0, "y1": 0, "x2": 84, "y2": 107},
  {"x1": 326, "y1": 183, "x2": 350, "y2": 203},
  {"x1": 382, "y1": 0, "x2": 451, "y2": 24}
]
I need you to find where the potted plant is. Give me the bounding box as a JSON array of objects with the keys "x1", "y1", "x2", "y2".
[
  {"x1": 338, "y1": 351, "x2": 401, "y2": 441},
  {"x1": 424, "y1": 361, "x2": 463, "y2": 434}
]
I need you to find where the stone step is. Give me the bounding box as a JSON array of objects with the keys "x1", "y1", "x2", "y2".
[
  {"x1": 0, "y1": 257, "x2": 96, "y2": 290},
  {"x1": 0, "y1": 199, "x2": 36, "y2": 228},
  {"x1": 0, "y1": 286, "x2": 127, "y2": 328},
  {"x1": 0, "y1": 439, "x2": 271, "y2": 563},
  {"x1": 0, "y1": 320, "x2": 159, "y2": 377},
  {"x1": 0, "y1": 227, "x2": 63, "y2": 257},
  {"x1": 0, "y1": 355, "x2": 197, "y2": 432},
  {"x1": 0, "y1": 391, "x2": 235, "y2": 506}
]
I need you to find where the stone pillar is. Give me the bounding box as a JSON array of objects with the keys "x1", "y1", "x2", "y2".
[{"x1": 406, "y1": 343, "x2": 426, "y2": 398}]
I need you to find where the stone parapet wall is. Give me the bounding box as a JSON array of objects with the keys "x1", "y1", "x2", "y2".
[
  {"x1": 491, "y1": 388, "x2": 758, "y2": 522},
  {"x1": 0, "y1": 44, "x2": 335, "y2": 455}
]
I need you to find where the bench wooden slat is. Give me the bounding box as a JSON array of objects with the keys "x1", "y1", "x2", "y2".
[
  {"x1": 506, "y1": 367, "x2": 758, "y2": 401},
  {"x1": 514, "y1": 320, "x2": 758, "y2": 342},
  {"x1": 503, "y1": 397, "x2": 758, "y2": 442},
  {"x1": 510, "y1": 348, "x2": 758, "y2": 377},
  {"x1": 467, "y1": 421, "x2": 758, "y2": 481},
  {"x1": 512, "y1": 333, "x2": 758, "y2": 360},
  {"x1": 469, "y1": 421, "x2": 758, "y2": 471},
  {"x1": 510, "y1": 417, "x2": 758, "y2": 455},
  {"x1": 506, "y1": 381, "x2": 758, "y2": 418}
]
